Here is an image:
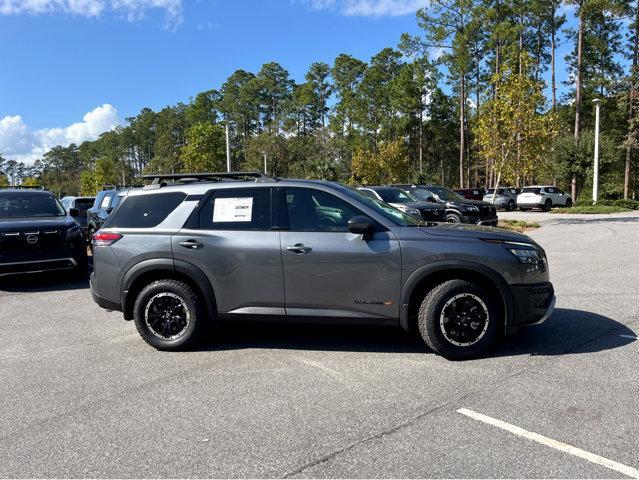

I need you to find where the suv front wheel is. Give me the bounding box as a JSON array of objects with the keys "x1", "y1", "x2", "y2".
[
  {"x1": 417, "y1": 279, "x2": 498, "y2": 359},
  {"x1": 133, "y1": 279, "x2": 204, "y2": 350}
]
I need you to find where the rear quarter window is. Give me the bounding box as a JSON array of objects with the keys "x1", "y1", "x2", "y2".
[{"x1": 106, "y1": 192, "x2": 187, "y2": 228}]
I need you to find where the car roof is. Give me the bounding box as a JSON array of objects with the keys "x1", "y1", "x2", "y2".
[
  {"x1": 360, "y1": 185, "x2": 402, "y2": 192},
  {"x1": 0, "y1": 188, "x2": 53, "y2": 195},
  {"x1": 124, "y1": 178, "x2": 352, "y2": 197}
]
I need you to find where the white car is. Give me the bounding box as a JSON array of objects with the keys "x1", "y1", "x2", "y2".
[{"x1": 517, "y1": 186, "x2": 573, "y2": 211}]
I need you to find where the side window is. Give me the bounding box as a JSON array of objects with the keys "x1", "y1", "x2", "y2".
[
  {"x1": 358, "y1": 189, "x2": 378, "y2": 200},
  {"x1": 107, "y1": 192, "x2": 187, "y2": 228},
  {"x1": 198, "y1": 188, "x2": 271, "y2": 230},
  {"x1": 286, "y1": 188, "x2": 363, "y2": 232},
  {"x1": 110, "y1": 193, "x2": 123, "y2": 209},
  {"x1": 93, "y1": 191, "x2": 106, "y2": 209},
  {"x1": 100, "y1": 193, "x2": 112, "y2": 209}
]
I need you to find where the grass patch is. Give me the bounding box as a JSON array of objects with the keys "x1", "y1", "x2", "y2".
[
  {"x1": 552, "y1": 205, "x2": 631, "y2": 214},
  {"x1": 498, "y1": 219, "x2": 541, "y2": 232}
]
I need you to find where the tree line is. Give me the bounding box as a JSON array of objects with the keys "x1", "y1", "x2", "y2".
[{"x1": 1, "y1": 0, "x2": 638, "y2": 201}]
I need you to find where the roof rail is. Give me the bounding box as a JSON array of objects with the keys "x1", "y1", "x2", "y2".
[
  {"x1": 0, "y1": 185, "x2": 46, "y2": 190},
  {"x1": 139, "y1": 171, "x2": 277, "y2": 186},
  {"x1": 101, "y1": 184, "x2": 127, "y2": 191}
]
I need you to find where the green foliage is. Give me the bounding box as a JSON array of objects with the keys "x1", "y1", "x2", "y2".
[
  {"x1": 0, "y1": 174, "x2": 8, "y2": 186},
  {"x1": 180, "y1": 123, "x2": 226, "y2": 173},
  {"x1": 1, "y1": 1, "x2": 638, "y2": 199},
  {"x1": 552, "y1": 205, "x2": 631, "y2": 214},
  {"x1": 351, "y1": 141, "x2": 411, "y2": 185},
  {"x1": 597, "y1": 198, "x2": 639, "y2": 209}
]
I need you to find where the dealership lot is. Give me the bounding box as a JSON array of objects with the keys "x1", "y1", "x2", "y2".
[{"x1": 1, "y1": 213, "x2": 638, "y2": 478}]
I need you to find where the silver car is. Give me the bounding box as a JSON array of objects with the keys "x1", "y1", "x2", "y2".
[
  {"x1": 90, "y1": 172, "x2": 555, "y2": 359},
  {"x1": 483, "y1": 187, "x2": 519, "y2": 211}
]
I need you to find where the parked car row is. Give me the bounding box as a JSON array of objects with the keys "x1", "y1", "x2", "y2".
[{"x1": 456, "y1": 185, "x2": 573, "y2": 212}]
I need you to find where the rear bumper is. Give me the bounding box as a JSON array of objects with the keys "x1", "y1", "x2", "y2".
[
  {"x1": 510, "y1": 282, "x2": 555, "y2": 326},
  {"x1": 90, "y1": 272, "x2": 122, "y2": 311},
  {"x1": 518, "y1": 201, "x2": 544, "y2": 208}
]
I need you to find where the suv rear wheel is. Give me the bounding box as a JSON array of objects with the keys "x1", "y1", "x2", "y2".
[
  {"x1": 417, "y1": 279, "x2": 498, "y2": 359},
  {"x1": 542, "y1": 199, "x2": 553, "y2": 212},
  {"x1": 133, "y1": 279, "x2": 204, "y2": 350}
]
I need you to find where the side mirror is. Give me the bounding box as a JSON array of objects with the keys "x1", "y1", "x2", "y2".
[
  {"x1": 427, "y1": 197, "x2": 437, "y2": 203},
  {"x1": 348, "y1": 215, "x2": 375, "y2": 240},
  {"x1": 69, "y1": 207, "x2": 80, "y2": 217}
]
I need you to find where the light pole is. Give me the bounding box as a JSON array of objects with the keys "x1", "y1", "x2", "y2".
[
  {"x1": 225, "y1": 120, "x2": 232, "y2": 173},
  {"x1": 262, "y1": 151, "x2": 267, "y2": 175},
  {"x1": 592, "y1": 98, "x2": 601, "y2": 204}
]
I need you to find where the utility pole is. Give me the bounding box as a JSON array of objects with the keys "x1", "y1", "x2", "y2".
[
  {"x1": 262, "y1": 152, "x2": 267, "y2": 175},
  {"x1": 225, "y1": 121, "x2": 232, "y2": 173},
  {"x1": 592, "y1": 98, "x2": 601, "y2": 204}
]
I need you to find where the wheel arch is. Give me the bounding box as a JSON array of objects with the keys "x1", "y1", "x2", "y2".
[
  {"x1": 400, "y1": 260, "x2": 513, "y2": 334},
  {"x1": 121, "y1": 259, "x2": 217, "y2": 322}
]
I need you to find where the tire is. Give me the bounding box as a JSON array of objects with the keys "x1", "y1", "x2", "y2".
[
  {"x1": 133, "y1": 279, "x2": 205, "y2": 351},
  {"x1": 73, "y1": 251, "x2": 89, "y2": 280},
  {"x1": 445, "y1": 212, "x2": 462, "y2": 224},
  {"x1": 417, "y1": 279, "x2": 499, "y2": 360},
  {"x1": 542, "y1": 199, "x2": 552, "y2": 212},
  {"x1": 507, "y1": 200, "x2": 515, "y2": 211},
  {"x1": 565, "y1": 198, "x2": 573, "y2": 208}
]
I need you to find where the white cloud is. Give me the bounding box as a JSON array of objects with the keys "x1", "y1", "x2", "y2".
[
  {"x1": 306, "y1": 0, "x2": 429, "y2": 17},
  {"x1": 0, "y1": 0, "x2": 183, "y2": 27},
  {"x1": 0, "y1": 104, "x2": 120, "y2": 164}
]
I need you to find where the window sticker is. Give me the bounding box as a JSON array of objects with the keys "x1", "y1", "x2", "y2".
[{"x1": 213, "y1": 197, "x2": 253, "y2": 222}]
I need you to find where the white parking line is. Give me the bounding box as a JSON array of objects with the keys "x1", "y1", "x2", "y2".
[{"x1": 457, "y1": 408, "x2": 639, "y2": 479}]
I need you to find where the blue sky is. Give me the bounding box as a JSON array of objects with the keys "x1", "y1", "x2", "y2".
[{"x1": 0, "y1": 0, "x2": 577, "y2": 163}]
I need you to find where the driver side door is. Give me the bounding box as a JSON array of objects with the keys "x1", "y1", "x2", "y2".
[{"x1": 279, "y1": 187, "x2": 402, "y2": 324}]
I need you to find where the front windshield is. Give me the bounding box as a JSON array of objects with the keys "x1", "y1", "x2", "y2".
[
  {"x1": 343, "y1": 187, "x2": 423, "y2": 227},
  {"x1": 409, "y1": 188, "x2": 435, "y2": 201},
  {"x1": 376, "y1": 188, "x2": 418, "y2": 204},
  {"x1": 0, "y1": 192, "x2": 66, "y2": 218},
  {"x1": 427, "y1": 187, "x2": 463, "y2": 202}
]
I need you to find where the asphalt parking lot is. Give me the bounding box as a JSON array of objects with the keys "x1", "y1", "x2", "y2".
[{"x1": 1, "y1": 212, "x2": 638, "y2": 478}]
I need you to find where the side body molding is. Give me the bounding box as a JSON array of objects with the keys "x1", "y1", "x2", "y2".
[{"x1": 399, "y1": 259, "x2": 514, "y2": 332}]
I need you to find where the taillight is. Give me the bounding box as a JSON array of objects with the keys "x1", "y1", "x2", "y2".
[{"x1": 92, "y1": 232, "x2": 123, "y2": 247}]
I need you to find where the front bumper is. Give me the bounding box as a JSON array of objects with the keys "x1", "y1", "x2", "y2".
[
  {"x1": 461, "y1": 214, "x2": 499, "y2": 226},
  {"x1": 0, "y1": 255, "x2": 79, "y2": 277},
  {"x1": 510, "y1": 282, "x2": 555, "y2": 326}
]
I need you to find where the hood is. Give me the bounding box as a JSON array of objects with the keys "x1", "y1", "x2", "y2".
[
  {"x1": 420, "y1": 222, "x2": 535, "y2": 244},
  {"x1": 0, "y1": 216, "x2": 76, "y2": 231},
  {"x1": 447, "y1": 198, "x2": 492, "y2": 207},
  {"x1": 404, "y1": 201, "x2": 444, "y2": 211}
]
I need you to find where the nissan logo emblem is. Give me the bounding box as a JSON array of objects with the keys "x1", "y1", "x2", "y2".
[{"x1": 26, "y1": 234, "x2": 38, "y2": 245}]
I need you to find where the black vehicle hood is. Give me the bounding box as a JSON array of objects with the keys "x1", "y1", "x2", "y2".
[
  {"x1": 420, "y1": 222, "x2": 534, "y2": 244},
  {"x1": 404, "y1": 201, "x2": 445, "y2": 211},
  {"x1": 0, "y1": 216, "x2": 75, "y2": 231},
  {"x1": 444, "y1": 198, "x2": 492, "y2": 208}
]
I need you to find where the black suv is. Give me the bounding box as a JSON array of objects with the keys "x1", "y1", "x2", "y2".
[
  {"x1": 0, "y1": 187, "x2": 88, "y2": 278},
  {"x1": 87, "y1": 186, "x2": 128, "y2": 242},
  {"x1": 90, "y1": 172, "x2": 554, "y2": 359},
  {"x1": 396, "y1": 185, "x2": 498, "y2": 226}
]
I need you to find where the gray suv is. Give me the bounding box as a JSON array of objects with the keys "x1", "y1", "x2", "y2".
[{"x1": 90, "y1": 172, "x2": 555, "y2": 359}]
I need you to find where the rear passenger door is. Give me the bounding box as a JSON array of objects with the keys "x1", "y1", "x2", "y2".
[
  {"x1": 172, "y1": 187, "x2": 285, "y2": 320},
  {"x1": 279, "y1": 187, "x2": 401, "y2": 323}
]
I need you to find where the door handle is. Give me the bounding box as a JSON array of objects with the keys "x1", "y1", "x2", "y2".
[
  {"x1": 286, "y1": 243, "x2": 312, "y2": 254},
  {"x1": 179, "y1": 239, "x2": 204, "y2": 250}
]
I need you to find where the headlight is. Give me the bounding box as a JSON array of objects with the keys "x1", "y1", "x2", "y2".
[
  {"x1": 464, "y1": 205, "x2": 480, "y2": 212},
  {"x1": 508, "y1": 247, "x2": 543, "y2": 264}
]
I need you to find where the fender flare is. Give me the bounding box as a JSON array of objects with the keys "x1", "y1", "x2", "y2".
[
  {"x1": 120, "y1": 258, "x2": 217, "y2": 321},
  {"x1": 399, "y1": 259, "x2": 514, "y2": 332}
]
